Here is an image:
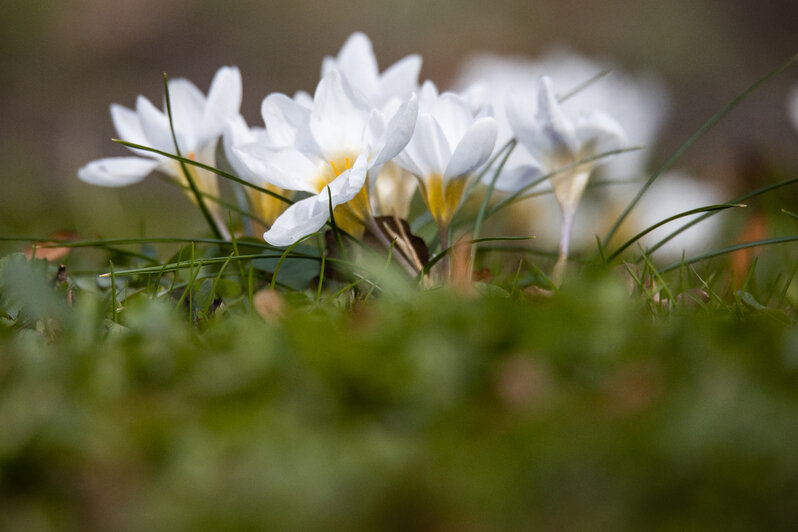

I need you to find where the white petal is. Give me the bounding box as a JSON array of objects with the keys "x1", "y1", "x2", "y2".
[
  {"x1": 310, "y1": 70, "x2": 372, "y2": 158},
  {"x1": 261, "y1": 93, "x2": 316, "y2": 152},
  {"x1": 418, "y1": 80, "x2": 440, "y2": 112},
  {"x1": 327, "y1": 32, "x2": 379, "y2": 100},
  {"x1": 293, "y1": 90, "x2": 314, "y2": 109},
  {"x1": 377, "y1": 54, "x2": 422, "y2": 104},
  {"x1": 444, "y1": 116, "x2": 497, "y2": 181},
  {"x1": 135, "y1": 95, "x2": 176, "y2": 153},
  {"x1": 431, "y1": 92, "x2": 473, "y2": 149},
  {"x1": 77, "y1": 157, "x2": 159, "y2": 187},
  {"x1": 371, "y1": 93, "x2": 418, "y2": 167},
  {"x1": 166, "y1": 78, "x2": 205, "y2": 147},
  {"x1": 536, "y1": 76, "x2": 579, "y2": 156},
  {"x1": 399, "y1": 113, "x2": 451, "y2": 178},
  {"x1": 505, "y1": 93, "x2": 542, "y2": 157},
  {"x1": 575, "y1": 111, "x2": 627, "y2": 158},
  {"x1": 223, "y1": 116, "x2": 255, "y2": 180},
  {"x1": 201, "y1": 66, "x2": 242, "y2": 144},
  {"x1": 110, "y1": 104, "x2": 147, "y2": 145},
  {"x1": 233, "y1": 144, "x2": 319, "y2": 193},
  {"x1": 460, "y1": 82, "x2": 491, "y2": 114},
  {"x1": 263, "y1": 194, "x2": 332, "y2": 247},
  {"x1": 330, "y1": 153, "x2": 370, "y2": 200},
  {"x1": 393, "y1": 152, "x2": 425, "y2": 180},
  {"x1": 110, "y1": 104, "x2": 154, "y2": 158}
]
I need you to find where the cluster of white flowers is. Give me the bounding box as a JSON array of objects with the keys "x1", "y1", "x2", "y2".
[{"x1": 79, "y1": 32, "x2": 741, "y2": 279}]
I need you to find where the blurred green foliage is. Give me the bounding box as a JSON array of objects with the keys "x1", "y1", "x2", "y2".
[{"x1": 1, "y1": 253, "x2": 797, "y2": 531}]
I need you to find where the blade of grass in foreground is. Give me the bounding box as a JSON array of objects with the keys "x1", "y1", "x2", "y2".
[
  {"x1": 658, "y1": 235, "x2": 798, "y2": 274},
  {"x1": 101, "y1": 252, "x2": 320, "y2": 277},
  {"x1": 602, "y1": 52, "x2": 798, "y2": 247},
  {"x1": 605, "y1": 203, "x2": 747, "y2": 263},
  {"x1": 640, "y1": 176, "x2": 798, "y2": 262},
  {"x1": 0, "y1": 236, "x2": 283, "y2": 254}
]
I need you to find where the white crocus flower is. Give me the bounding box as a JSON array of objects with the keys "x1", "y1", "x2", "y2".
[
  {"x1": 453, "y1": 47, "x2": 669, "y2": 181},
  {"x1": 223, "y1": 116, "x2": 292, "y2": 227},
  {"x1": 324, "y1": 32, "x2": 423, "y2": 221},
  {"x1": 395, "y1": 81, "x2": 498, "y2": 246},
  {"x1": 233, "y1": 70, "x2": 418, "y2": 247},
  {"x1": 78, "y1": 66, "x2": 242, "y2": 217},
  {"x1": 508, "y1": 76, "x2": 626, "y2": 283}
]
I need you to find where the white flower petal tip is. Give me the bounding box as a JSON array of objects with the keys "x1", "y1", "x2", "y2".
[
  {"x1": 261, "y1": 192, "x2": 333, "y2": 248},
  {"x1": 199, "y1": 66, "x2": 243, "y2": 146},
  {"x1": 372, "y1": 93, "x2": 419, "y2": 167},
  {"x1": 324, "y1": 32, "x2": 420, "y2": 109},
  {"x1": 77, "y1": 157, "x2": 160, "y2": 187}
]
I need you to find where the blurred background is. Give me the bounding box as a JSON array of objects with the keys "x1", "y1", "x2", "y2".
[{"x1": 2, "y1": 0, "x2": 798, "y2": 243}]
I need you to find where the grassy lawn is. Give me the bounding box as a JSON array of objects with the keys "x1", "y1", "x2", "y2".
[{"x1": 1, "y1": 244, "x2": 797, "y2": 530}]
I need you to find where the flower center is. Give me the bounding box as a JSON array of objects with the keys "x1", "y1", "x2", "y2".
[{"x1": 312, "y1": 155, "x2": 353, "y2": 193}]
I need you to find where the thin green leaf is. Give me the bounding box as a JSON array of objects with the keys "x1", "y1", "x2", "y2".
[
  {"x1": 113, "y1": 138, "x2": 294, "y2": 205},
  {"x1": 558, "y1": 69, "x2": 612, "y2": 102},
  {"x1": 606, "y1": 203, "x2": 746, "y2": 262},
  {"x1": 782, "y1": 209, "x2": 798, "y2": 221},
  {"x1": 658, "y1": 235, "x2": 798, "y2": 274},
  {"x1": 102, "y1": 252, "x2": 321, "y2": 278}
]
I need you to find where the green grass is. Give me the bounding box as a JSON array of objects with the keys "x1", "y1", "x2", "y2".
[{"x1": 1, "y1": 239, "x2": 798, "y2": 530}]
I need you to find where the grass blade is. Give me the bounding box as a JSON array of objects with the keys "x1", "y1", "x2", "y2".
[
  {"x1": 113, "y1": 139, "x2": 294, "y2": 205},
  {"x1": 658, "y1": 235, "x2": 798, "y2": 274},
  {"x1": 606, "y1": 203, "x2": 746, "y2": 262}
]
